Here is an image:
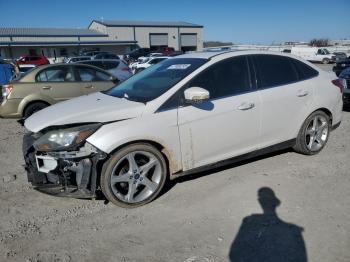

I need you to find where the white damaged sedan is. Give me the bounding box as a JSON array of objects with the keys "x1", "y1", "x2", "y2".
[{"x1": 23, "y1": 51, "x2": 343, "y2": 207}]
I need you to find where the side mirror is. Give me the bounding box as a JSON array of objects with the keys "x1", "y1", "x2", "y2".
[{"x1": 184, "y1": 87, "x2": 210, "y2": 104}]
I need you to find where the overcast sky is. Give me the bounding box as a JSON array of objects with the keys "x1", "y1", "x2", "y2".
[{"x1": 1, "y1": 0, "x2": 349, "y2": 44}]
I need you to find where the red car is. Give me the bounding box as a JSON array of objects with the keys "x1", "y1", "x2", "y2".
[
  {"x1": 155, "y1": 47, "x2": 183, "y2": 56},
  {"x1": 16, "y1": 55, "x2": 50, "y2": 66}
]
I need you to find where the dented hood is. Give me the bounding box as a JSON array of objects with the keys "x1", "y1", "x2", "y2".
[{"x1": 25, "y1": 92, "x2": 145, "y2": 132}]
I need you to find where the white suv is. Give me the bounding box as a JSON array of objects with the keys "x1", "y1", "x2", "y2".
[{"x1": 23, "y1": 51, "x2": 343, "y2": 207}]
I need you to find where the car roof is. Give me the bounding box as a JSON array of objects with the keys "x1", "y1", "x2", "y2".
[
  {"x1": 178, "y1": 49, "x2": 316, "y2": 60},
  {"x1": 23, "y1": 63, "x2": 111, "y2": 73},
  {"x1": 70, "y1": 56, "x2": 91, "y2": 58},
  {"x1": 177, "y1": 51, "x2": 234, "y2": 59},
  {"x1": 18, "y1": 63, "x2": 113, "y2": 82},
  {"x1": 149, "y1": 56, "x2": 169, "y2": 60}
]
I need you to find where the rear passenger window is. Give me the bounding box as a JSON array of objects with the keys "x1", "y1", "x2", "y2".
[
  {"x1": 254, "y1": 55, "x2": 298, "y2": 88},
  {"x1": 187, "y1": 56, "x2": 251, "y2": 99},
  {"x1": 290, "y1": 58, "x2": 319, "y2": 80},
  {"x1": 36, "y1": 67, "x2": 74, "y2": 82}
]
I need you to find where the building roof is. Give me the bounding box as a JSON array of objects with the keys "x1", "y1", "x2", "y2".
[
  {"x1": 0, "y1": 40, "x2": 137, "y2": 47},
  {"x1": 0, "y1": 28, "x2": 108, "y2": 37},
  {"x1": 91, "y1": 20, "x2": 203, "y2": 28}
]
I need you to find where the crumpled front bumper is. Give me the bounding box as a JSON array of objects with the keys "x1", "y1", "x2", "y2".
[{"x1": 22, "y1": 132, "x2": 107, "y2": 198}]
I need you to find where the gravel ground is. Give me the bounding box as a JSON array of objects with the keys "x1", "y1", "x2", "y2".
[{"x1": 1, "y1": 64, "x2": 349, "y2": 262}]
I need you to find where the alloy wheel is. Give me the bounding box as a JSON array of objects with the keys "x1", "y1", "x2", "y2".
[
  {"x1": 305, "y1": 115, "x2": 329, "y2": 152},
  {"x1": 109, "y1": 151, "x2": 162, "y2": 204}
]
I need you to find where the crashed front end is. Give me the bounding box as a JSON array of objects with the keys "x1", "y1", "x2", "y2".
[{"x1": 22, "y1": 123, "x2": 107, "y2": 198}]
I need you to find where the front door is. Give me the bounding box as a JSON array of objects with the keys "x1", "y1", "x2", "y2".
[
  {"x1": 74, "y1": 65, "x2": 116, "y2": 95},
  {"x1": 178, "y1": 56, "x2": 261, "y2": 170}
]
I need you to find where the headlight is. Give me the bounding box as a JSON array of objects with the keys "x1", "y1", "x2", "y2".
[{"x1": 33, "y1": 123, "x2": 101, "y2": 151}]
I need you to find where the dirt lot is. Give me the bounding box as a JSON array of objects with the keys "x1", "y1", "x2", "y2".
[{"x1": 1, "y1": 64, "x2": 349, "y2": 262}]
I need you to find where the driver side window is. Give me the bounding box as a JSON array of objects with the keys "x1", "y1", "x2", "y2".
[
  {"x1": 76, "y1": 66, "x2": 111, "y2": 81},
  {"x1": 187, "y1": 56, "x2": 251, "y2": 100}
]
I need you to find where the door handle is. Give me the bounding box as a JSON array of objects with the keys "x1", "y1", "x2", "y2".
[
  {"x1": 237, "y1": 102, "x2": 255, "y2": 111},
  {"x1": 297, "y1": 90, "x2": 309, "y2": 97},
  {"x1": 42, "y1": 86, "x2": 51, "y2": 90},
  {"x1": 85, "y1": 85, "x2": 94, "y2": 89}
]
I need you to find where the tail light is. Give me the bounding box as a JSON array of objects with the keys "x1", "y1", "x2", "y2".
[
  {"x1": 2, "y1": 84, "x2": 14, "y2": 98},
  {"x1": 331, "y1": 79, "x2": 344, "y2": 93}
]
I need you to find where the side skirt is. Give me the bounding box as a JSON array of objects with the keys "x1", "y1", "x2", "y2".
[{"x1": 171, "y1": 139, "x2": 296, "y2": 179}]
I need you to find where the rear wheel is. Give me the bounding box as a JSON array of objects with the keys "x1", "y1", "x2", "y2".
[
  {"x1": 293, "y1": 111, "x2": 330, "y2": 155},
  {"x1": 101, "y1": 143, "x2": 167, "y2": 208},
  {"x1": 322, "y1": 58, "x2": 330, "y2": 64},
  {"x1": 23, "y1": 102, "x2": 48, "y2": 118}
]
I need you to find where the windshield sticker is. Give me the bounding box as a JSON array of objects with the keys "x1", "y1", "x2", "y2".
[{"x1": 167, "y1": 64, "x2": 191, "y2": 70}]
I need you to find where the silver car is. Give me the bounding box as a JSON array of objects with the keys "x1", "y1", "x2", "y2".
[
  {"x1": 63, "y1": 56, "x2": 91, "y2": 63},
  {"x1": 77, "y1": 59, "x2": 132, "y2": 81}
]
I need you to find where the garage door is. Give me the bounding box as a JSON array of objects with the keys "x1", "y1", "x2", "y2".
[
  {"x1": 150, "y1": 34, "x2": 168, "y2": 46},
  {"x1": 181, "y1": 34, "x2": 197, "y2": 47}
]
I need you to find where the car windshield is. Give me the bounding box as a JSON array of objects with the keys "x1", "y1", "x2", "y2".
[
  {"x1": 323, "y1": 49, "x2": 330, "y2": 55},
  {"x1": 105, "y1": 58, "x2": 207, "y2": 103}
]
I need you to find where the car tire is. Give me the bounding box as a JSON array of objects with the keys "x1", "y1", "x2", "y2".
[
  {"x1": 293, "y1": 110, "x2": 330, "y2": 155},
  {"x1": 23, "y1": 102, "x2": 48, "y2": 118},
  {"x1": 322, "y1": 58, "x2": 330, "y2": 64},
  {"x1": 100, "y1": 143, "x2": 168, "y2": 208}
]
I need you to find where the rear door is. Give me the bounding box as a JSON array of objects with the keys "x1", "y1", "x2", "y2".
[
  {"x1": 74, "y1": 65, "x2": 116, "y2": 94},
  {"x1": 36, "y1": 66, "x2": 83, "y2": 102},
  {"x1": 252, "y1": 55, "x2": 315, "y2": 147},
  {"x1": 178, "y1": 55, "x2": 261, "y2": 170}
]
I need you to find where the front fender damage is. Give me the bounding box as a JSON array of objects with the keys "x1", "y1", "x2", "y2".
[{"x1": 23, "y1": 135, "x2": 107, "y2": 198}]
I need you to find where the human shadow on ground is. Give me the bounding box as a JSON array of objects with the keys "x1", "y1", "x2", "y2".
[{"x1": 229, "y1": 187, "x2": 307, "y2": 262}]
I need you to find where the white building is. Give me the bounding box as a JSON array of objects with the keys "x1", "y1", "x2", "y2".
[
  {"x1": 0, "y1": 20, "x2": 203, "y2": 62},
  {"x1": 89, "y1": 20, "x2": 203, "y2": 52}
]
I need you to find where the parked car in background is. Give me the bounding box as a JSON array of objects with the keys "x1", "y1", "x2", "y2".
[
  {"x1": 77, "y1": 59, "x2": 132, "y2": 81},
  {"x1": 333, "y1": 52, "x2": 348, "y2": 62},
  {"x1": 136, "y1": 52, "x2": 163, "y2": 64},
  {"x1": 132, "y1": 56, "x2": 169, "y2": 73},
  {"x1": 291, "y1": 47, "x2": 335, "y2": 64},
  {"x1": 0, "y1": 64, "x2": 118, "y2": 118},
  {"x1": 16, "y1": 55, "x2": 50, "y2": 66},
  {"x1": 339, "y1": 67, "x2": 350, "y2": 106},
  {"x1": 18, "y1": 64, "x2": 36, "y2": 75},
  {"x1": 155, "y1": 47, "x2": 176, "y2": 56},
  {"x1": 63, "y1": 56, "x2": 91, "y2": 63},
  {"x1": 123, "y1": 48, "x2": 151, "y2": 63},
  {"x1": 129, "y1": 53, "x2": 166, "y2": 70},
  {"x1": 22, "y1": 51, "x2": 342, "y2": 207},
  {"x1": 79, "y1": 50, "x2": 108, "y2": 57},
  {"x1": 92, "y1": 53, "x2": 119, "y2": 60},
  {"x1": 333, "y1": 58, "x2": 350, "y2": 76}
]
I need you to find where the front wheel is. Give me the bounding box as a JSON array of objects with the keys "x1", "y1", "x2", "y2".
[
  {"x1": 23, "y1": 102, "x2": 48, "y2": 118},
  {"x1": 293, "y1": 111, "x2": 330, "y2": 155},
  {"x1": 101, "y1": 143, "x2": 167, "y2": 208}
]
